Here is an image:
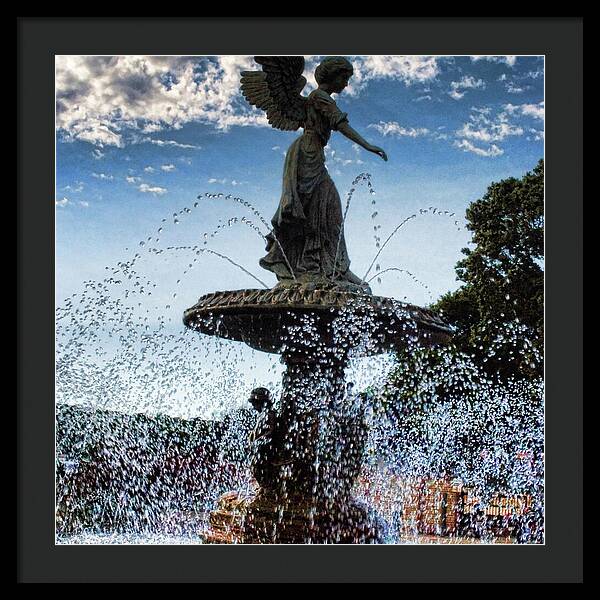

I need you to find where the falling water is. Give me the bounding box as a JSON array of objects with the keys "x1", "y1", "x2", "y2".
[
  {"x1": 362, "y1": 206, "x2": 463, "y2": 283},
  {"x1": 367, "y1": 268, "x2": 434, "y2": 301},
  {"x1": 332, "y1": 172, "x2": 374, "y2": 279},
  {"x1": 55, "y1": 178, "x2": 544, "y2": 544},
  {"x1": 200, "y1": 192, "x2": 297, "y2": 281}
]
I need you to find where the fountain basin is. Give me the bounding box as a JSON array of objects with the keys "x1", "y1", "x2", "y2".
[{"x1": 183, "y1": 287, "x2": 452, "y2": 356}]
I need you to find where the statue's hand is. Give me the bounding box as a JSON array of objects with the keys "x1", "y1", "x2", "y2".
[{"x1": 369, "y1": 145, "x2": 388, "y2": 161}]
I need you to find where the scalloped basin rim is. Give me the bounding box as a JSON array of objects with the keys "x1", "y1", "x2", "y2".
[{"x1": 183, "y1": 288, "x2": 452, "y2": 355}]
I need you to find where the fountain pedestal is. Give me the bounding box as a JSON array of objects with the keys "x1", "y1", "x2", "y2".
[
  {"x1": 243, "y1": 348, "x2": 380, "y2": 543},
  {"x1": 184, "y1": 286, "x2": 451, "y2": 543}
]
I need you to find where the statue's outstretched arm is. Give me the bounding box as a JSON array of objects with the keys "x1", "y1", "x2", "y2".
[{"x1": 337, "y1": 122, "x2": 388, "y2": 161}]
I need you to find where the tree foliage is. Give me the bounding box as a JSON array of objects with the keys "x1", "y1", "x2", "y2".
[
  {"x1": 362, "y1": 162, "x2": 545, "y2": 498},
  {"x1": 435, "y1": 159, "x2": 544, "y2": 379}
]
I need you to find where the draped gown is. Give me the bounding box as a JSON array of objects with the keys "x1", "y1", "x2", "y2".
[{"x1": 259, "y1": 89, "x2": 368, "y2": 292}]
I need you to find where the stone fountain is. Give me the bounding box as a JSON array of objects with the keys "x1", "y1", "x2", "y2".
[
  {"x1": 184, "y1": 286, "x2": 451, "y2": 543},
  {"x1": 183, "y1": 56, "x2": 452, "y2": 543}
]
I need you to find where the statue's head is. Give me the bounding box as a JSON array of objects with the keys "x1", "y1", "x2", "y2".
[
  {"x1": 315, "y1": 56, "x2": 353, "y2": 93},
  {"x1": 249, "y1": 387, "x2": 272, "y2": 412}
]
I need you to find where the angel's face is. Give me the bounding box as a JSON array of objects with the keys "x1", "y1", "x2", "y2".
[{"x1": 331, "y1": 72, "x2": 352, "y2": 94}]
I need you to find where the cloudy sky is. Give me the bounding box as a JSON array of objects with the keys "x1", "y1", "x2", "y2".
[{"x1": 56, "y1": 55, "x2": 544, "y2": 311}]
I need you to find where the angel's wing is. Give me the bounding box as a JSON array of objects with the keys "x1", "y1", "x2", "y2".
[{"x1": 240, "y1": 56, "x2": 307, "y2": 131}]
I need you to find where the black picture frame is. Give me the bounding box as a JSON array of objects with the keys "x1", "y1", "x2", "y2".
[{"x1": 18, "y1": 17, "x2": 582, "y2": 583}]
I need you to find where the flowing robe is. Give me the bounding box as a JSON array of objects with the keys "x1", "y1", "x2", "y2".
[{"x1": 260, "y1": 89, "x2": 366, "y2": 290}]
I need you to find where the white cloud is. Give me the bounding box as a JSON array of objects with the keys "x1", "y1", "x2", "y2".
[
  {"x1": 342, "y1": 55, "x2": 440, "y2": 95},
  {"x1": 92, "y1": 172, "x2": 113, "y2": 180},
  {"x1": 63, "y1": 181, "x2": 84, "y2": 193},
  {"x1": 454, "y1": 139, "x2": 504, "y2": 157},
  {"x1": 138, "y1": 183, "x2": 167, "y2": 195},
  {"x1": 141, "y1": 137, "x2": 200, "y2": 149},
  {"x1": 454, "y1": 76, "x2": 486, "y2": 89},
  {"x1": 368, "y1": 121, "x2": 429, "y2": 137},
  {"x1": 525, "y1": 69, "x2": 544, "y2": 80},
  {"x1": 56, "y1": 55, "x2": 444, "y2": 146},
  {"x1": 506, "y1": 81, "x2": 525, "y2": 94},
  {"x1": 471, "y1": 55, "x2": 517, "y2": 67},
  {"x1": 55, "y1": 197, "x2": 69, "y2": 207},
  {"x1": 56, "y1": 56, "x2": 268, "y2": 147},
  {"x1": 208, "y1": 177, "x2": 244, "y2": 186},
  {"x1": 449, "y1": 90, "x2": 466, "y2": 101},
  {"x1": 160, "y1": 164, "x2": 176, "y2": 172},
  {"x1": 78, "y1": 200, "x2": 90, "y2": 207},
  {"x1": 504, "y1": 101, "x2": 545, "y2": 121},
  {"x1": 126, "y1": 176, "x2": 141, "y2": 184},
  {"x1": 449, "y1": 76, "x2": 486, "y2": 100},
  {"x1": 92, "y1": 148, "x2": 105, "y2": 159},
  {"x1": 453, "y1": 106, "x2": 524, "y2": 157},
  {"x1": 456, "y1": 110, "x2": 523, "y2": 144},
  {"x1": 527, "y1": 128, "x2": 545, "y2": 141},
  {"x1": 324, "y1": 146, "x2": 364, "y2": 167},
  {"x1": 144, "y1": 166, "x2": 155, "y2": 173}
]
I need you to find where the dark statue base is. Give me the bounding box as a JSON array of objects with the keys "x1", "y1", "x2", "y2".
[
  {"x1": 184, "y1": 285, "x2": 451, "y2": 544},
  {"x1": 244, "y1": 493, "x2": 383, "y2": 544},
  {"x1": 203, "y1": 492, "x2": 383, "y2": 544}
]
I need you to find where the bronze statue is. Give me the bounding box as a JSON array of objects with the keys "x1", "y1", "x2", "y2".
[
  {"x1": 186, "y1": 57, "x2": 451, "y2": 543},
  {"x1": 240, "y1": 56, "x2": 387, "y2": 294},
  {"x1": 247, "y1": 387, "x2": 278, "y2": 489}
]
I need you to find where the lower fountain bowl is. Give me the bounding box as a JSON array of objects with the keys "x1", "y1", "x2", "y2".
[{"x1": 183, "y1": 287, "x2": 452, "y2": 356}]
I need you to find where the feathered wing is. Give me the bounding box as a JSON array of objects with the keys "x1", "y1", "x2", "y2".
[{"x1": 240, "y1": 56, "x2": 307, "y2": 131}]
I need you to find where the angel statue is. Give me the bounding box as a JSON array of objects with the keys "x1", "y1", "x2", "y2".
[{"x1": 240, "y1": 56, "x2": 387, "y2": 294}]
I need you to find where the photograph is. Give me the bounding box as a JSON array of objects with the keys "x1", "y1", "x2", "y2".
[{"x1": 54, "y1": 53, "x2": 546, "y2": 546}]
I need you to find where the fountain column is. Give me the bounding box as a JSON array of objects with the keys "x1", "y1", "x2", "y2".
[{"x1": 243, "y1": 340, "x2": 381, "y2": 544}]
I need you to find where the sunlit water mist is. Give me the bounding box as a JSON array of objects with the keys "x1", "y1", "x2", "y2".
[{"x1": 55, "y1": 174, "x2": 544, "y2": 544}]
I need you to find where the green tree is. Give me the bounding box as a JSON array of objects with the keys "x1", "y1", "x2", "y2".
[
  {"x1": 435, "y1": 159, "x2": 544, "y2": 379},
  {"x1": 371, "y1": 162, "x2": 545, "y2": 494}
]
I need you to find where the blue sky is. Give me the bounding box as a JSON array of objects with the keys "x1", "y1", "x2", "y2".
[
  {"x1": 55, "y1": 55, "x2": 544, "y2": 416},
  {"x1": 55, "y1": 54, "x2": 543, "y2": 327},
  {"x1": 56, "y1": 56, "x2": 544, "y2": 304}
]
